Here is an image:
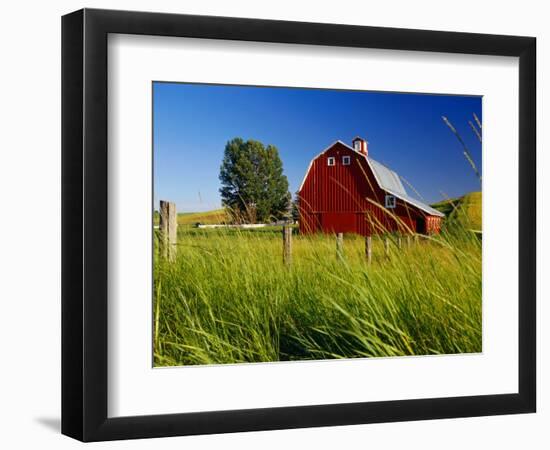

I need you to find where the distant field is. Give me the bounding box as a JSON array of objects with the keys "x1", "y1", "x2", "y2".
[
  {"x1": 431, "y1": 191, "x2": 482, "y2": 231},
  {"x1": 177, "y1": 209, "x2": 227, "y2": 225},
  {"x1": 154, "y1": 208, "x2": 228, "y2": 226}
]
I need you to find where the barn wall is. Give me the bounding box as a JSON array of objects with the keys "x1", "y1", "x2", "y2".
[
  {"x1": 298, "y1": 142, "x2": 440, "y2": 236},
  {"x1": 425, "y1": 216, "x2": 443, "y2": 234}
]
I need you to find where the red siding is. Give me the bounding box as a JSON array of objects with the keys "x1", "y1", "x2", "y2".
[{"x1": 298, "y1": 142, "x2": 441, "y2": 236}]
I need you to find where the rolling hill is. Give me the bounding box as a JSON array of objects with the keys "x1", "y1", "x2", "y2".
[{"x1": 431, "y1": 191, "x2": 482, "y2": 231}]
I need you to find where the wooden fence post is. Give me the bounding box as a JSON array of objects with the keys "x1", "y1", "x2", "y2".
[
  {"x1": 407, "y1": 235, "x2": 412, "y2": 248},
  {"x1": 384, "y1": 235, "x2": 390, "y2": 258},
  {"x1": 282, "y1": 225, "x2": 292, "y2": 266},
  {"x1": 397, "y1": 235, "x2": 402, "y2": 250},
  {"x1": 160, "y1": 200, "x2": 177, "y2": 261},
  {"x1": 365, "y1": 235, "x2": 372, "y2": 265},
  {"x1": 336, "y1": 232, "x2": 344, "y2": 258}
]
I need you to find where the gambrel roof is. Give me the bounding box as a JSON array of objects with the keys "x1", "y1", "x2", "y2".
[{"x1": 299, "y1": 140, "x2": 444, "y2": 218}]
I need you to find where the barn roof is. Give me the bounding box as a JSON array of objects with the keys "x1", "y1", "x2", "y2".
[
  {"x1": 299, "y1": 140, "x2": 445, "y2": 218},
  {"x1": 367, "y1": 158, "x2": 407, "y2": 196},
  {"x1": 367, "y1": 157, "x2": 444, "y2": 217}
]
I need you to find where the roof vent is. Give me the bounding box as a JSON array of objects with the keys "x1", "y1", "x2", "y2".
[{"x1": 352, "y1": 136, "x2": 368, "y2": 156}]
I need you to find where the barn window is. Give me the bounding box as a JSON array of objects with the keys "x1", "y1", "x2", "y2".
[
  {"x1": 385, "y1": 195, "x2": 396, "y2": 209},
  {"x1": 342, "y1": 155, "x2": 351, "y2": 165},
  {"x1": 327, "y1": 157, "x2": 335, "y2": 166}
]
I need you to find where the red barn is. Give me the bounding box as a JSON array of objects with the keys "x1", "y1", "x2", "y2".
[{"x1": 297, "y1": 137, "x2": 444, "y2": 236}]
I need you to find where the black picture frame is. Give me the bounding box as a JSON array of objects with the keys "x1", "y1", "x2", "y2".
[{"x1": 62, "y1": 8, "x2": 536, "y2": 442}]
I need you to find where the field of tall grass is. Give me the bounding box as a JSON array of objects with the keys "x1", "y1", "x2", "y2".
[{"x1": 153, "y1": 216, "x2": 482, "y2": 366}]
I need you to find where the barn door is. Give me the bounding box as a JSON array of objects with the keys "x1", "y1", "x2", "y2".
[{"x1": 416, "y1": 217, "x2": 426, "y2": 234}]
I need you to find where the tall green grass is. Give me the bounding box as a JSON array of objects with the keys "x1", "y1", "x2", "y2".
[{"x1": 153, "y1": 222, "x2": 481, "y2": 366}]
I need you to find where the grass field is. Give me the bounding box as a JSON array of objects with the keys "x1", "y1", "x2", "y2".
[
  {"x1": 176, "y1": 209, "x2": 228, "y2": 225},
  {"x1": 153, "y1": 211, "x2": 482, "y2": 366}
]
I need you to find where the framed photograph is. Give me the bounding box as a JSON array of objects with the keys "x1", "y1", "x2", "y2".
[{"x1": 61, "y1": 8, "x2": 536, "y2": 442}]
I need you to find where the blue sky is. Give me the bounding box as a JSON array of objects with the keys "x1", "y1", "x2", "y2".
[{"x1": 153, "y1": 82, "x2": 482, "y2": 212}]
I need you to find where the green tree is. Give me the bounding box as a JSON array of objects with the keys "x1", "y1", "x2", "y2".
[{"x1": 219, "y1": 138, "x2": 291, "y2": 223}]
